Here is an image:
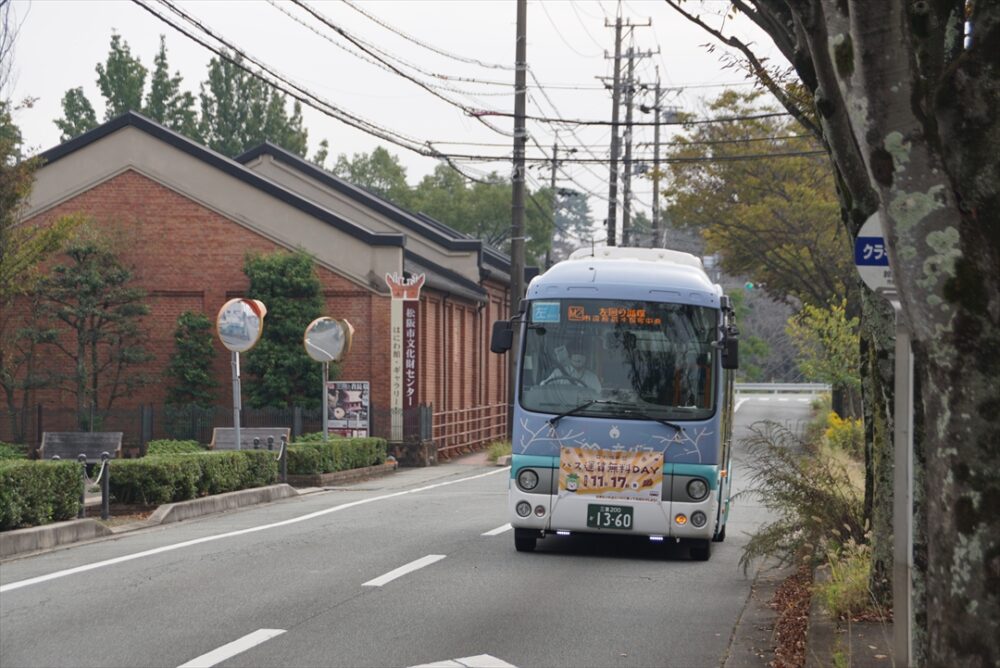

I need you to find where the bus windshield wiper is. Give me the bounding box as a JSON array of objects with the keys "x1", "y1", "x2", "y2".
[
  {"x1": 546, "y1": 400, "x2": 631, "y2": 427},
  {"x1": 620, "y1": 409, "x2": 683, "y2": 433}
]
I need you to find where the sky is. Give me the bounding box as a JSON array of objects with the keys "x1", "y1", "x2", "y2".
[{"x1": 8, "y1": 0, "x2": 788, "y2": 240}]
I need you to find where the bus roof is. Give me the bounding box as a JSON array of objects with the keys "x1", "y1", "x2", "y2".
[{"x1": 528, "y1": 246, "x2": 722, "y2": 307}]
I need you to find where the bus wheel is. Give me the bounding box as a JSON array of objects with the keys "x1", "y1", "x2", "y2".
[
  {"x1": 712, "y1": 525, "x2": 726, "y2": 543},
  {"x1": 690, "y1": 540, "x2": 712, "y2": 561},
  {"x1": 514, "y1": 529, "x2": 537, "y2": 552}
]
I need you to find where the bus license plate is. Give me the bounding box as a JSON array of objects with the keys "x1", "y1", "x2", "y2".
[{"x1": 586, "y1": 504, "x2": 633, "y2": 530}]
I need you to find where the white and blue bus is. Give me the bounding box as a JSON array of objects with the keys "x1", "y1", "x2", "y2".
[{"x1": 491, "y1": 247, "x2": 739, "y2": 560}]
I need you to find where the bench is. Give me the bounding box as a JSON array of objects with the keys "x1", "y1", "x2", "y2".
[
  {"x1": 39, "y1": 432, "x2": 123, "y2": 463},
  {"x1": 209, "y1": 427, "x2": 290, "y2": 451}
]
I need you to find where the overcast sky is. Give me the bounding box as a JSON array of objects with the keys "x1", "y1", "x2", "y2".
[{"x1": 9, "y1": 0, "x2": 787, "y2": 233}]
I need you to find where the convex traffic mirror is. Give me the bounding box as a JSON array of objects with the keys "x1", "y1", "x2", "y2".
[
  {"x1": 304, "y1": 317, "x2": 354, "y2": 363},
  {"x1": 217, "y1": 299, "x2": 267, "y2": 352}
]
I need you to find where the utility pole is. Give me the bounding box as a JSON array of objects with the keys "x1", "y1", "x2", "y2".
[
  {"x1": 604, "y1": 16, "x2": 623, "y2": 248},
  {"x1": 605, "y1": 16, "x2": 652, "y2": 248},
  {"x1": 507, "y1": 0, "x2": 527, "y2": 438},
  {"x1": 546, "y1": 140, "x2": 557, "y2": 269},
  {"x1": 651, "y1": 72, "x2": 662, "y2": 247},
  {"x1": 622, "y1": 46, "x2": 635, "y2": 247}
]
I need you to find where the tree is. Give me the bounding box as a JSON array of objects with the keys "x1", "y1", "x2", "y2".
[
  {"x1": 243, "y1": 250, "x2": 325, "y2": 409},
  {"x1": 0, "y1": 102, "x2": 80, "y2": 440},
  {"x1": 664, "y1": 90, "x2": 857, "y2": 312},
  {"x1": 95, "y1": 32, "x2": 146, "y2": 120},
  {"x1": 333, "y1": 146, "x2": 410, "y2": 203},
  {"x1": 548, "y1": 189, "x2": 595, "y2": 265},
  {"x1": 199, "y1": 52, "x2": 308, "y2": 158},
  {"x1": 34, "y1": 227, "x2": 153, "y2": 427},
  {"x1": 786, "y1": 299, "x2": 862, "y2": 415},
  {"x1": 144, "y1": 35, "x2": 198, "y2": 139},
  {"x1": 668, "y1": 2, "x2": 1000, "y2": 663},
  {"x1": 164, "y1": 311, "x2": 217, "y2": 407},
  {"x1": 312, "y1": 139, "x2": 330, "y2": 169},
  {"x1": 54, "y1": 87, "x2": 98, "y2": 141}
]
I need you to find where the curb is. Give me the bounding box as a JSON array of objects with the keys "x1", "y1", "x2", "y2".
[
  {"x1": 496, "y1": 455, "x2": 511, "y2": 466},
  {"x1": 2, "y1": 461, "x2": 402, "y2": 560}
]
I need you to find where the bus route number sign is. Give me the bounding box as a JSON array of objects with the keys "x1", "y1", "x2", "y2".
[{"x1": 587, "y1": 504, "x2": 633, "y2": 530}]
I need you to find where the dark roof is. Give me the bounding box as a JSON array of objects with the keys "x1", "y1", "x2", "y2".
[
  {"x1": 236, "y1": 142, "x2": 482, "y2": 255},
  {"x1": 404, "y1": 251, "x2": 487, "y2": 303},
  {"x1": 40, "y1": 111, "x2": 405, "y2": 248}
]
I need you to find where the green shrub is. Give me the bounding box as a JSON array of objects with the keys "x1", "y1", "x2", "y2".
[
  {"x1": 109, "y1": 451, "x2": 277, "y2": 505},
  {"x1": 487, "y1": 440, "x2": 512, "y2": 463},
  {"x1": 287, "y1": 437, "x2": 386, "y2": 475},
  {"x1": 146, "y1": 439, "x2": 204, "y2": 455},
  {"x1": 0, "y1": 441, "x2": 29, "y2": 460},
  {"x1": 0, "y1": 460, "x2": 81, "y2": 530}
]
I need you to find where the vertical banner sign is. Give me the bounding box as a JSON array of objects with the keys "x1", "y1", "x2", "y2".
[
  {"x1": 385, "y1": 273, "x2": 425, "y2": 441},
  {"x1": 403, "y1": 301, "x2": 420, "y2": 411}
]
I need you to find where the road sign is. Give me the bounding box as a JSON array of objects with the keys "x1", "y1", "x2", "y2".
[{"x1": 855, "y1": 213, "x2": 895, "y2": 293}]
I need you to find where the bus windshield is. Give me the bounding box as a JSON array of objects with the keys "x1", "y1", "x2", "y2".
[{"x1": 519, "y1": 299, "x2": 718, "y2": 421}]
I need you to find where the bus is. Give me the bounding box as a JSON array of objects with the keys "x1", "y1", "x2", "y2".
[{"x1": 490, "y1": 247, "x2": 739, "y2": 560}]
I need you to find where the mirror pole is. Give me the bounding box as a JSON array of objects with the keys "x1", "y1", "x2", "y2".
[
  {"x1": 322, "y1": 361, "x2": 329, "y2": 442},
  {"x1": 232, "y1": 351, "x2": 242, "y2": 451}
]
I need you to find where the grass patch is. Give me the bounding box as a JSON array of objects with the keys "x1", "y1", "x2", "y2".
[{"x1": 487, "y1": 440, "x2": 512, "y2": 463}]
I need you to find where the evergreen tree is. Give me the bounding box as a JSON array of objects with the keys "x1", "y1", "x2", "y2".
[
  {"x1": 243, "y1": 250, "x2": 325, "y2": 409},
  {"x1": 333, "y1": 146, "x2": 410, "y2": 202},
  {"x1": 164, "y1": 311, "x2": 217, "y2": 406}
]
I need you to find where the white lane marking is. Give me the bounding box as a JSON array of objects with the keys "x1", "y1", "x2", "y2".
[
  {"x1": 778, "y1": 397, "x2": 789, "y2": 402},
  {"x1": 482, "y1": 523, "x2": 512, "y2": 536},
  {"x1": 411, "y1": 655, "x2": 518, "y2": 668},
  {"x1": 734, "y1": 398, "x2": 749, "y2": 413},
  {"x1": 1, "y1": 467, "x2": 509, "y2": 594},
  {"x1": 363, "y1": 554, "x2": 446, "y2": 587},
  {"x1": 178, "y1": 629, "x2": 285, "y2": 668},
  {"x1": 797, "y1": 398, "x2": 810, "y2": 403}
]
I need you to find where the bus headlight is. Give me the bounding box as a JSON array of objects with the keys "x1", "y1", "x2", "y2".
[
  {"x1": 687, "y1": 478, "x2": 709, "y2": 501},
  {"x1": 691, "y1": 511, "x2": 708, "y2": 528},
  {"x1": 516, "y1": 501, "x2": 532, "y2": 517},
  {"x1": 517, "y1": 468, "x2": 539, "y2": 491}
]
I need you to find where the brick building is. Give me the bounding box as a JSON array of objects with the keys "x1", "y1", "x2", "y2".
[{"x1": 15, "y1": 112, "x2": 526, "y2": 453}]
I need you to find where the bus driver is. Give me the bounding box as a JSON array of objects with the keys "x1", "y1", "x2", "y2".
[{"x1": 544, "y1": 344, "x2": 601, "y2": 391}]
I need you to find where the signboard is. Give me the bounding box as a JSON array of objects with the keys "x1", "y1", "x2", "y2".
[
  {"x1": 385, "y1": 272, "x2": 425, "y2": 441},
  {"x1": 558, "y1": 447, "x2": 663, "y2": 503},
  {"x1": 855, "y1": 213, "x2": 895, "y2": 293},
  {"x1": 403, "y1": 301, "x2": 420, "y2": 410},
  {"x1": 327, "y1": 381, "x2": 370, "y2": 437}
]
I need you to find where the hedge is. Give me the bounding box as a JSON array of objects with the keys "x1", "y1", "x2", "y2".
[
  {"x1": 145, "y1": 439, "x2": 204, "y2": 455},
  {"x1": 109, "y1": 450, "x2": 278, "y2": 505},
  {"x1": 0, "y1": 441, "x2": 29, "y2": 460},
  {"x1": 287, "y1": 437, "x2": 387, "y2": 475},
  {"x1": 0, "y1": 460, "x2": 81, "y2": 530}
]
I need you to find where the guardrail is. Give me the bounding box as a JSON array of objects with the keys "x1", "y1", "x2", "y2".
[{"x1": 734, "y1": 383, "x2": 831, "y2": 394}]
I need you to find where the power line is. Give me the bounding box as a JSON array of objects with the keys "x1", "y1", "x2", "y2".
[{"x1": 340, "y1": 0, "x2": 514, "y2": 71}]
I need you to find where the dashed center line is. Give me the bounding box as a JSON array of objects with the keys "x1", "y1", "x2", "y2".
[
  {"x1": 482, "y1": 523, "x2": 512, "y2": 536},
  {"x1": 178, "y1": 629, "x2": 285, "y2": 668},
  {"x1": 363, "y1": 554, "x2": 446, "y2": 587}
]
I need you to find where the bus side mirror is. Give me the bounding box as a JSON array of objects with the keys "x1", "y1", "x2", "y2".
[
  {"x1": 491, "y1": 320, "x2": 513, "y2": 354},
  {"x1": 721, "y1": 337, "x2": 739, "y2": 370}
]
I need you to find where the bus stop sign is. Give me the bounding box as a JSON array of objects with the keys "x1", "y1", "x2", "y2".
[{"x1": 855, "y1": 214, "x2": 895, "y2": 293}]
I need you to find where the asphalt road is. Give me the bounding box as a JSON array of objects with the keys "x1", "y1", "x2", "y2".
[{"x1": 0, "y1": 391, "x2": 817, "y2": 668}]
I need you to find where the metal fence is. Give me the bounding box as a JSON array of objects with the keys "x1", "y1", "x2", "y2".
[{"x1": 2, "y1": 402, "x2": 505, "y2": 458}]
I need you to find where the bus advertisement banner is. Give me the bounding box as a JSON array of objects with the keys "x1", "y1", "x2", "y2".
[{"x1": 558, "y1": 446, "x2": 663, "y2": 502}]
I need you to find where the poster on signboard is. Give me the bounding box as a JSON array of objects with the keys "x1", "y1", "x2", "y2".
[
  {"x1": 558, "y1": 446, "x2": 663, "y2": 502},
  {"x1": 327, "y1": 381, "x2": 370, "y2": 437}
]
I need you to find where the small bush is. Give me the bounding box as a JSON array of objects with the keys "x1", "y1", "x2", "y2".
[
  {"x1": 0, "y1": 460, "x2": 81, "y2": 530},
  {"x1": 823, "y1": 412, "x2": 864, "y2": 459},
  {"x1": 487, "y1": 440, "x2": 512, "y2": 463},
  {"x1": 110, "y1": 451, "x2": 277, "y2": 505},
  {"x1": 0, "y1": 442, "x2": 29, "y2": 460},
  {"x1": 146, "y1": 439, "x2": 204, "y2": 455},
  {"x1": 736, "y1": 420, "x2": 865, "y2": 573},
  {"x1": 287, "y1": 437, "x2": 387, "y2": 475}
]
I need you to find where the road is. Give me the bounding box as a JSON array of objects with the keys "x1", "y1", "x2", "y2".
[{"x1": 0, "y1": 390, "x2": 818, "y2": 668}]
